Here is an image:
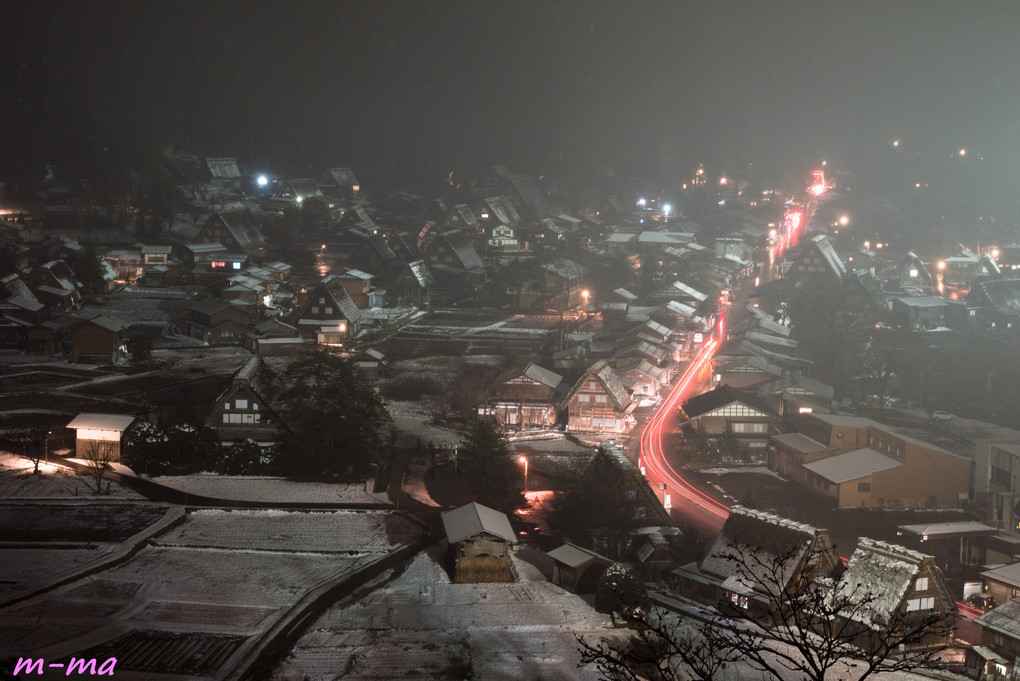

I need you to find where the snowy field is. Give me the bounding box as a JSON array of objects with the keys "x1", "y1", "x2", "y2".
[
  {"x1": 387, "y1": 400, "x2": 466, "y2": 449},
  {"x1": 0, "y1": 453, "x2": 142, "y2": 499},
  {"x1": 152, "y1": 474, "x2": 388, "y2": 504},
  {"x1": 0, "y1": 508, "x2": 425, "y2": 679},
  {"x1": 270, "y1": 546, "x2": 620, "y2": 681}
]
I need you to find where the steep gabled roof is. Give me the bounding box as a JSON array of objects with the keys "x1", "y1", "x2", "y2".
[
  {"x1": 298, "y1": 275, "x2": 363, "y2": 325},
  {"x1": 811, "y1": 233, "x2": 847, "y2": 278},
  {"x1": 203, "y1": 157, "x2": 241, "y2": 179},
  {"x1": 435, "y1": 230, "x2": 484, "y2": 270},
  {"x1": 700, "y1": 506, "x2": 831, "y2": 596},
  {"x1": 482, "y1": 195, "x2": 520, "y2": 225},
  {"x1": 544, "y1": 258, "x2": 586, "y2": 280},
  {"x1": 563, "y1": 360, "x2": 632, "y2": 411},
  {"x1": 835, "y1": 538, "x2": 932, "y2": 628},
  {"x1": 519, "y1": 362, "x2": 563, "y2": 389},
  {"x1": 442, "y1": 502, "x2": 517, "y2": 544},
  {"x1": 211, "y1": 211, "x2": 266, "y2": 251},
  {"x1": 402, "y1": 260, "x2": 434, "y2": 288},
  {"x1": 320, "y1": 167, "x2": 359, "y2": 187}
]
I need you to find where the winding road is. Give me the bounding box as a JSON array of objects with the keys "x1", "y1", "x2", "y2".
[{"x1": 637, "y1": 322, "x2": 731, "y2": 535}]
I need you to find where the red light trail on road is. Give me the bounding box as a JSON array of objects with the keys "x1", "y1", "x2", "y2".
[{"x1": 639, "y1": 334, "x2": 731, "y2": 521}]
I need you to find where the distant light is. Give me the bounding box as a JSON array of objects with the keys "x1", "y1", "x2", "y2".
[
  {"x1": 719, "y1": 177, "x2": 728, "y2": 185},
  {"x1": 662, "y1": 203, "x2": 672, "y2": 216},
  {"x1": 991, "y1": 248, "x2": 1000, "y2": 259},
  {"x1": 821, "y1": 160, "x2": 827, "y2": 166},
  {"x1": 839, "y1": 215, "x2": 849, "y2": 226},
  {"x1": 909, "y1": 268, "x2": 919, "y2": 278},
  {"x1": 696, "y1": 168, "x2": 704, "y2": 175},
  {"x1": 959, "y1": 148, "x2": 967, "y2": 157},
  {"x1": 637, "y1": 198, "x2": 647, "y2": 207},
  {"x1": 937, "y1": 261, "x2": 946, "y2": 270},
  {"x1": 256, "y1": 174, "x2": 269, "y2": 188},
  {"x1": 798, "y1": 407, "x2": 813, "y2": 413},
  {"x1": 296, "y1": 196, "x2": 303, "y2": 203},
  {"x1": 876, "y1": 243, "x2": 883, "y2": 249},
  {"x1": 892, "y1": 139, "x2": 900, "y2": 148}
]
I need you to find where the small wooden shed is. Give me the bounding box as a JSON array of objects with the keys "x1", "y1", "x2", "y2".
[
  {"x1": 547, "y1": 542, "x2": 613, "y2": 594},
  {"x1": 66, "y1": 413, "x2": 137, "y2": 462},
  {"x1": 441, "y1": 502, "x2": 518, "y2": 583}
]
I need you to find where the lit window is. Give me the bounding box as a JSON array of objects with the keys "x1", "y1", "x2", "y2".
[
  {"x1": 235, "y1": 399, "x2": 248, "y2": 409},
  {"x1": 916, "y1": 577, "x2": 929, "y2": 591}
]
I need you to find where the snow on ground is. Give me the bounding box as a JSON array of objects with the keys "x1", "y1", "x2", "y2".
[
  {"x1": 154, "y1": 509, "x2": 423, "y2": 554},
  {"x1": 270, "y1": 545, "x2": 618, "y2": 681},
  {"x1": 0, "y1": 546, "x2": 114, "y2": 601},
  {"x1": 0, "y1": 508, "x2": 424, "y2": 673},
  {"x1": 150, "y1": 346, "x2": 257, "y2": 373},
  {"x1": 0, "y1": 453, "x2": 143, "y2": 499},
  {"x1": 152, "y1": 474, "x2": 386, "y2": 504},
  {"x1": 387, "y1": 400, "x2": 464, "y2": 449}
]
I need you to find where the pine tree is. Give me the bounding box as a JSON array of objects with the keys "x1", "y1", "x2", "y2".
[{"x1": 455, "y1": 418, "x2": 526, "y2": 514}]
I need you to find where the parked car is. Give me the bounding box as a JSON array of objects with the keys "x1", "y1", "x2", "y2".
[
  {"x1": 967, "y1": 593, "x2": 996, "y2": 611},
  {"x1": 931, "y1": 410, "x2": 956, "y2": 422}
]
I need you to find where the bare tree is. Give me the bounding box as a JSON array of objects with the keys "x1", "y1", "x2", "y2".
[
  {"x1": 579, "y1": 544, "x2": 953, "y2": 681},
  {"x1": 14, "y1": 424, "x2": 49, "y2": 474},
  {"x1": 78, "y1": 439, "x2": 118, "y2": 494},
  {"x1": 578, "y1": 609, "x2": 738, "y2": 681}
]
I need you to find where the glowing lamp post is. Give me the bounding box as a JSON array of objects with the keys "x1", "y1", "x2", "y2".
[
  {"x1": 581, "y1": 289, "x2": 590, "y2": 313},
  {"x1": 518, "y1": 455, "x2": 528, "y2": 492}
]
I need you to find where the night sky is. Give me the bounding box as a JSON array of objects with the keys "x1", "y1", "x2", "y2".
[{"x1": 3, "y1": 1, "x2": 1020, "y2": 190}]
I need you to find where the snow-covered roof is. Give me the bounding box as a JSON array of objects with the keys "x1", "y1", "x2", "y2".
[
  {"x1": 66, "y1": 413, "x2": 136, "y2": 432},
  {"x1": 442, "y1": 502, "x2": 517, "y2": 544},
  {"x1": 982, "y1": 561, "x2": 1020, "y2": 589},
  {"x1": 547, "y1": 542, "x2": 606, "y2": 568},
  {"x1": 977, "y1": 599, "x2": 1020, "y2": 637},
  {"x1": 894, "y1": 296, "x2": 946, "y2": 308},
  {"x1": 772, "y1": 432, "x2": 832, "y2": 454},
  {"x1": 522, "y1": 362, "x2": 563, "y2": 389},
  {"x1": 663, "y1": 280, "x2": 709, "y2": 302},
  {"x1": 898, "y1": 521, "x2": 996, "y2": 539},
  {"x1": 809, "y1": 233, "x2": 847, "y2": 278},
  {"x1": 835, "y1": 538, "x2": 928, "y2": 628},
  {"x1": 802, "y1": 447, "x2": 901, "y2": 484},
  {"x1": 700, "y1": 506, "x2": 828, "y2": 596}
]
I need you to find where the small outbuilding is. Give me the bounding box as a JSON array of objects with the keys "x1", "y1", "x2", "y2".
[
  {"x1": 66, "y1": 412, "x2": 137, "y2": 462},
  {"x1": 547, "y1": 542, "x2": 613, "y2": 593},
  {"x1": 441, "y1": 502, "x2": 518, "y2": 583}
]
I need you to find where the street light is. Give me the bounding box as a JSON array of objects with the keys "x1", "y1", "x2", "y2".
[
  {"x1": 518, "y1": 455, "x2": 528, "y2": 492},
  {"x1": 581, "y1": 289, "x2": 590, "y2": 313}
]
